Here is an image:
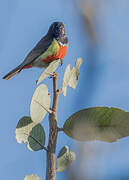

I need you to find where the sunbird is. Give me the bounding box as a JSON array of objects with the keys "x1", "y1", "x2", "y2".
[{"x1": 3, "y1": 22, "x2": 68, "y2": 80}]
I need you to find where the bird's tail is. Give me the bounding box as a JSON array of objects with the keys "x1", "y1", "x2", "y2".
[{"x1": 3, "y1": 65, "x2": 23, "y2": 80}]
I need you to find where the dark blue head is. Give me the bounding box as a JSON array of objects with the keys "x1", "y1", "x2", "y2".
[{"x1": 48, "y1": 22, "x2": 66, "y2": 38}]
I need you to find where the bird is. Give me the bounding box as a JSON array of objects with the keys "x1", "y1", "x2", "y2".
[{"x1": 3, "y1": 22, "x2": 68, "y2": 80}]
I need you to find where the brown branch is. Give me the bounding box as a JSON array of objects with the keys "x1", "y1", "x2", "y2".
[{"x1": 46, "y1": 73, "x2": 59, "y2": 180}]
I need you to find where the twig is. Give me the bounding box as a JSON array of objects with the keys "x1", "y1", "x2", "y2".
[
  {"x1": 46, "y1": 73, "x2": 59, "y2": 180},
  {"x1": 34, "y1": 100, "x2": 53, "y2": 114},
  {"x1": 57, "y1": 127, "x2": 64, "y2": 132}
]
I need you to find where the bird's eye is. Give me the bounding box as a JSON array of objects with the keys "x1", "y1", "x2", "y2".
[{"x1": 54, "y1": 26, "x2": 59, "y2": 37}]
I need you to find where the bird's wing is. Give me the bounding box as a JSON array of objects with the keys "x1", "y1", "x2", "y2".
[{"x1": 21, "y1": 34, "x2": 53, "y2": 67}]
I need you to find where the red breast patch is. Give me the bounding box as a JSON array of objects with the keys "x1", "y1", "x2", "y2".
[{"x1": 43, "y1": 44, "x2": 68, "y2": 63}]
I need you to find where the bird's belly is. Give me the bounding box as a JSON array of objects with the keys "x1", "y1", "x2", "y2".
[
  {"x1": 32, "y1": 44, "x2": 68, "y2": 68},
  {"x1": 32, "y1": 56, "x2": 49, "y2": 68},
  {"x1": 42, "y1": 45, "x2": 68, "y2": 63}
]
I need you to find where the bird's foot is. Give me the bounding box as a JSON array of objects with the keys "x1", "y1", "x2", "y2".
[
  {"x1": 60, "y1": 59, "x2": 63, "y2": 66},
  {"x1": 48, "y1": 72, "x2": 58, "y2": 79}
]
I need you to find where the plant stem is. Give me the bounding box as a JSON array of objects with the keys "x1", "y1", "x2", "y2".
[{"x1": 46, "y1": 73, "x2": 59, "y2": 180}]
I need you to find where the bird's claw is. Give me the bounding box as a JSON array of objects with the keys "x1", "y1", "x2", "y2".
[
  {"x1": 48, "y1": 72, "x2": 58, "y2": 79},
  {"x1": 60, "y1": 59, "x2": 63, "y2": 66}
]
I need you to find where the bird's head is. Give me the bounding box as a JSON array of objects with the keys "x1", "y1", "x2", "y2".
[{"x1": 48, "y1": 22, "x2": 66, "y2": 38}]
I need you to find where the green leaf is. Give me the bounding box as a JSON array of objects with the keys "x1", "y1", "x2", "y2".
[
  {"x1": 15, "y1": 116, "x2": 37, "y2": 144},
  {"x1": 69, "y1": 58, "x2": 82, "y2": 89},
  {"x1": 15, "y1": 116, "x2": 45, "y2": 151},
  {"x1": 28, "y1": 124, "x2": 45, "y2": 151},
  {"x1": 63, "y1": 107, "x2": 129, "y2": 142},
  {"x1": 62, "y1": 58, "x2": 82, "y2": 96},
  {"x1": 75, "y1": 57, "x2": 83, "y2": 75},
  {"x1": 68, "y1": 67, "x2": 77, "y2": 89},
  {"x1": 30, "y1": 84, "x2": 51, "y2": 123},
  {"x1": 37, "y1": 59, "x2": 60, "y2": 84},
  {"x1": 57, "y1": 146, "x2": 76, "y2": 172},
  {"x1": 24, "y1": 174, "x2": 41, "y2": 180}
]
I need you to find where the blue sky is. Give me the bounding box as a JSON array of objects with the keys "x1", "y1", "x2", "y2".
[{"x1": 1, "y1": 0, "x2": 129, "y2": 180}]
